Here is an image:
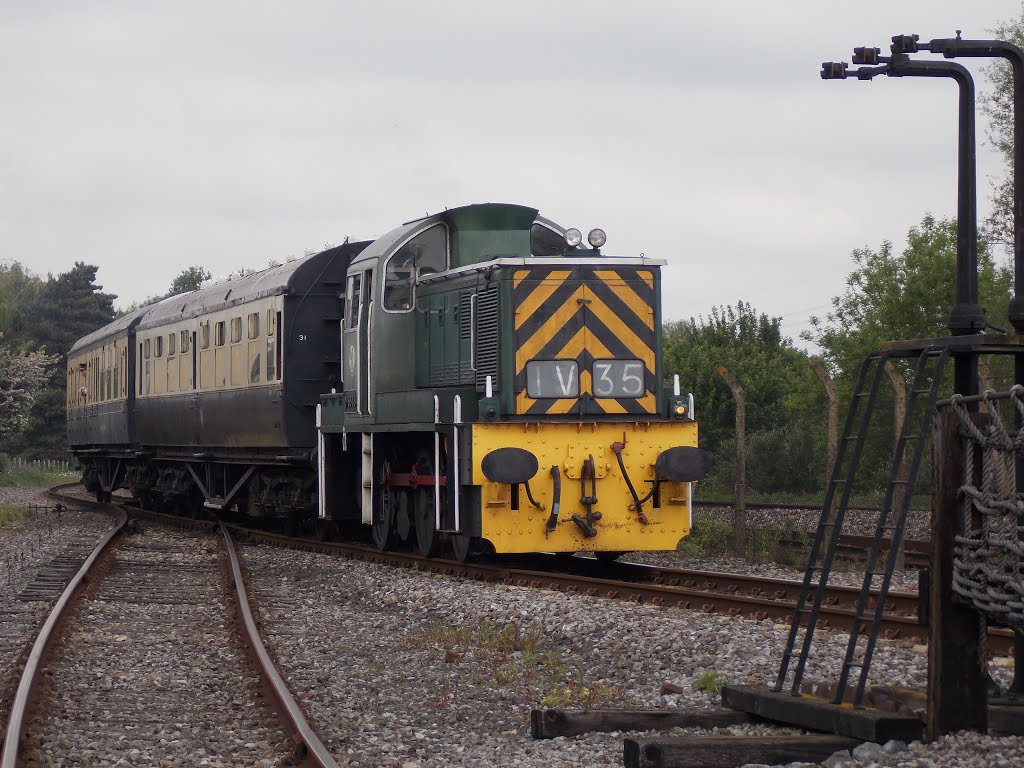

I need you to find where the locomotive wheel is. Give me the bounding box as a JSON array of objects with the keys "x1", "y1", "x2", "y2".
[
  {"x1": 414, "y1": 488, "x2": 439, "y2": 558},
  {"x1": 313, "y1": 518, "x2": 336, "y2": 542},
  {"x1": 396, "y1": 492, "x2": 412, "y2": 542},
  {"x1": 594, "y1": 551, "x2": 625, "y2": 563},
  {"x1": 450, "y1": 533, "x2": 475, "y2": 563},
  {"x1": 371, "y1": 488, "x2": 395, "y2": 551}
]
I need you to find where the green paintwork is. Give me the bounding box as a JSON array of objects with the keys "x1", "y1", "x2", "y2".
[{"x1": 446, "y1": 204, "x2": 538, "y2": 268}]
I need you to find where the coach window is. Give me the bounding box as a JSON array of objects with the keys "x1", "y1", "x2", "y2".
[
  {"x1": 215, "y1": 321, "x2": 226, "y2": 347},
  {"x1": 155, "y1": 336, "x2": 163, "y2": 358},
  {"x1": 248, "y1": 312, "x2": 259, "y2": 339},
  {"x1": 180, "y1": 330, "x2": 190, "y2": 353},
  {"x1": 266, "y1": 309, "x2": 278, "y2": 381},
  {"x1": 200, "y1": 322, "x2": 210, "y2": 350},
  {"x1": 231, "y1": 317, "x2": 242, "y2": 344},
  {"x1": 168, "y1": 332, "x2": 176, "y2": 357},
  {"x1": 144, "y1": 339, "x2": 151, "y2": 359}
]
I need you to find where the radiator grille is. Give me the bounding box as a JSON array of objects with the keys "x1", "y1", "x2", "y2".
[{"x1": 475, "y1": 284, "x2": 499, "y2": 390}]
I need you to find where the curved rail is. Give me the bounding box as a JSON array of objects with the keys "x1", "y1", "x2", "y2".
[
  {"x1": 1, "y1": 507, "x2": 128, "y2": 768},
  {"x1": 220, "y1": 523, "x2": 340, "y2": 768}
]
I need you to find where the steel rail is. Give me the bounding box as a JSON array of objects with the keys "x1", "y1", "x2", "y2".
[
  {"x1": 1, "y1": 507, "x2": 127, "y2": 768},
  {"x1": 220, "y1": 523, "x2": 341, "y2": 768}
]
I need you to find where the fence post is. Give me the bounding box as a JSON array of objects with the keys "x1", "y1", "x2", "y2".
[
  {"x1": 716, "y1": 365, "x2": 746, "y2": 557},
  {"x1": 884, "y1": 362, "x2": 909, "y2": 571},
  {"x1": 808, "y1": 360, "x2": 837, "y2": 483}
]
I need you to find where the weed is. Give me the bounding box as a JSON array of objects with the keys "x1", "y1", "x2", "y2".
[
  {"x1": 692, "y1": 670, "x2": 727, "y2": 695},
  {"x1": 0, "y1": 503, "x2": 25, "y2": 527},
  {"x1": 0, "y1": 465, "x2": 78, "y2": 489}
]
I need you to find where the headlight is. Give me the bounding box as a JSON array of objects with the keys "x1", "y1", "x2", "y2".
[
  {"x1": 588, "y1": 228, "x2": 607, "y2": 248},
  {"x1": 565, "y1": 228, "x2": 583, "y2": 247}
]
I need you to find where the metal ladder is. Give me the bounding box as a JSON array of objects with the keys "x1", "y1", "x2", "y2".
[
  {"x1": 834, "y1": 345, "x2": 949, "y2": 706},
  {"x1": 773, "y1": 346, "x2": 948, "y2": 698}
]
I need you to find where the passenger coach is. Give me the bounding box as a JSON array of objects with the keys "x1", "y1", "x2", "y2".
[{"x1": 68, "y1": 203, "x2": 710, "y2": 560}]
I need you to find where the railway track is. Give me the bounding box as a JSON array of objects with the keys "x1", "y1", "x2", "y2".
[
  {"x1": 41, "y1": 485, "x2": 1015, "y2": 674},
  {"x1": 2, "y1": 490, "x2": 340, "y2": 768}
]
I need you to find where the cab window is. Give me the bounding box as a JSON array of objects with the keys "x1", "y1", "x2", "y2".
[
  {"x1": 383, "y1": 225, "x2": 447, "y2": 312},
  {"x1": 531, "y1": 223, "x2": 565, "y2": 257}
]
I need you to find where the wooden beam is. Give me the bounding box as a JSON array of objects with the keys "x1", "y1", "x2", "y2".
[
  {"x1": 623, "y1": 734, "x2": 861, "y2": 768},
  {"x1": 721, "y1": 684, "x2": 924, "y2": 743},
  {"x1": 928, "y1": 410, "x2": 987, "y2": 736},
  {"x1": 530, "y1": 708, "x2": 754, "y2": 739}
]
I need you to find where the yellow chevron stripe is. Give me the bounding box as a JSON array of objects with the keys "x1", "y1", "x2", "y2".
[
  {"x1": 514, "y1": 270, "x2": 572, "y2": 329},
  {"x1": 554, "y1": 327, "x2": 587, "y2": 364},
  {"x1": 546, "y1": 398, "x2": 577, "y2": 414},
  {"x1": 515, "y1": 286, "x2": 586, "y2": 369},
  {"x1": 513, "y1": 270, "x2": 530, "y2": 289},
  {"x1": 584, "y1": 289, "x2": 655, "y2": 370},
  {"x1": 516, "y1": 389, "x2": 534, "y2": 413},
  {"x1": 593, "y1": 271, "x2": 655, "y2": 330},
  {"x1": 638, "y1": 270, "x2": 653, "y2": 289},
  {"x1": 635, "y1": 393, "x2": 657, "y2": 411},
  {"x1": 576, "y1": 329, "x2": 627, "y2": 412}
]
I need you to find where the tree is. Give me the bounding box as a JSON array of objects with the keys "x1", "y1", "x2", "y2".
[
  {"x1": 0, "y1": 261, "x2": 43, "y2": 348},
  {"x1": 0, "y1": 333, "x2": 57, "y2": 448},
  {"x1": 981, "y1": 12, "x2": 1024, "y2": 247},
  {"x1": 115, "y1": 265, "x2": 212, "y2": 317},
  {"x1": 9, "y1": 263, "x2": 117, "y2": 458},
  {"x1": 663, "y1": 301, "x2": 823, "y2": 494},
  {"x1": 803, "y1": 214, "x2": 1013, "y2": 492},
  {"x1": 168, "y1": 265, "x2": 211, "y2": 296},
  {"x1": 805, "y1": 214, "x2": 1011, "y2": 376}
]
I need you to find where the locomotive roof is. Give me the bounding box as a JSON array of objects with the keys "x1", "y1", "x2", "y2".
[
  {"x1": 68, "y1": 304, "x2": 150, "y2": 355},
  {"x1": 348, "y1": 203, "x2": 545, "y2": 269}
]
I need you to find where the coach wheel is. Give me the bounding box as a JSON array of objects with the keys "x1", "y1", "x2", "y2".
[
  {"x1": 594, "y1": 551, "x2": 625, "y2": 564},
  {"x1": 414, "y1": 488, "x2": 439, "y2": 558},
  {"x1": 396, "y1": 492, "x2": 412, "y2": 542}
]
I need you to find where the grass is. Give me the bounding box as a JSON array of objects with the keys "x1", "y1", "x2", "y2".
[
  {"x1": 404, "y1": 620, "x2": 623, "y2": 711},
  {"x1": 0, "y1": 465, "x2": 79, "y2": 489},
  {"x1": 0, "y1": 502, "x2": 25, "y2": 527},
  {"x1": 693, "y1": 488, "x2": 932, "y2": 510},
  {"x1": 692, "y1": 670, "x2": 728, "y2": 695},
  {"x1": 677, "y1": 514, "x2": 814, "y2": 566}
]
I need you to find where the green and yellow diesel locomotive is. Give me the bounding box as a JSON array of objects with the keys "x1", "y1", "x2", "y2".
[
  {"x1": 317, "y1": 203, "x2": 709, "y2": 558},
  {"x1": 67, "y1": 203, "x2": 709, "y2": 559}
]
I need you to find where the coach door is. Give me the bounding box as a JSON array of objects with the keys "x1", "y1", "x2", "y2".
[{"x1": 343, "y1": 268, "x2": 373, "y2": 415}]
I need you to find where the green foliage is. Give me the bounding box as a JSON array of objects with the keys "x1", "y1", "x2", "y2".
[
  {"x1": 802, "y1": 215, "x2": 1012, "y2": 491},
  {"x1": 0, "y1": 502, "x2": 24, "y2": 527},
  {"x1": 678, "y1": 512, "x2": 789, "y2": 563},
  {"x1": 0, "y1": 261, "x2": 44, "y2": 347},
  {"x1": 677, "y1": 515, "x2": 733, "y2": 558},
  {"x1": 692, "y1": 670, "x2": 727, "y2": 695},
  {"x1": 2, "y1": 262, "x2": 116, "y2": 458},
  {"x1": 0, "y1": 463, "x2": 78, "y2": 488},
  {"x1": 981, "y1": 12, "x2": 1023, "y2": 246},
  {"x1": 168, "y1": 266, "x2": 211, "y2": 296},
  {"x1": 804, "y1": 214, "x2": 1011, "y2": 377},
  {"x1": 663, "y1": 301, "x2": 824, "y2": 494}
]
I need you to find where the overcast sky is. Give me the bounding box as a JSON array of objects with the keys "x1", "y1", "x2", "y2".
[{"x1": 3, "y1": 1, "x2": 1022, "y2": 348}]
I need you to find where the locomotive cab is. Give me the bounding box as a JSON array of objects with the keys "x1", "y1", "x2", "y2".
[{"x1": 318, "y1": 202, "x2": 710, "y2": 560}]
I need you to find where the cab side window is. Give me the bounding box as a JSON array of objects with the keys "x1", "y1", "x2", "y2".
[{"x1": 383, "y1": 224, "x2": 447, "y2": 312}]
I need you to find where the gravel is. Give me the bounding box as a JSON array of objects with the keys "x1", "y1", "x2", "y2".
[
  {"x1": 6, "y1": 487, "x2": 1021, "y2": 766},
  {"x1": 22, "y1": 523, "x2": 296, "y2": 767},
  {"x1": 1, "y1": 487, "x2": 118, "y2": 710},
  {"x1": 240, "y1": 543, "x2": 1020, "y2": 768}
]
